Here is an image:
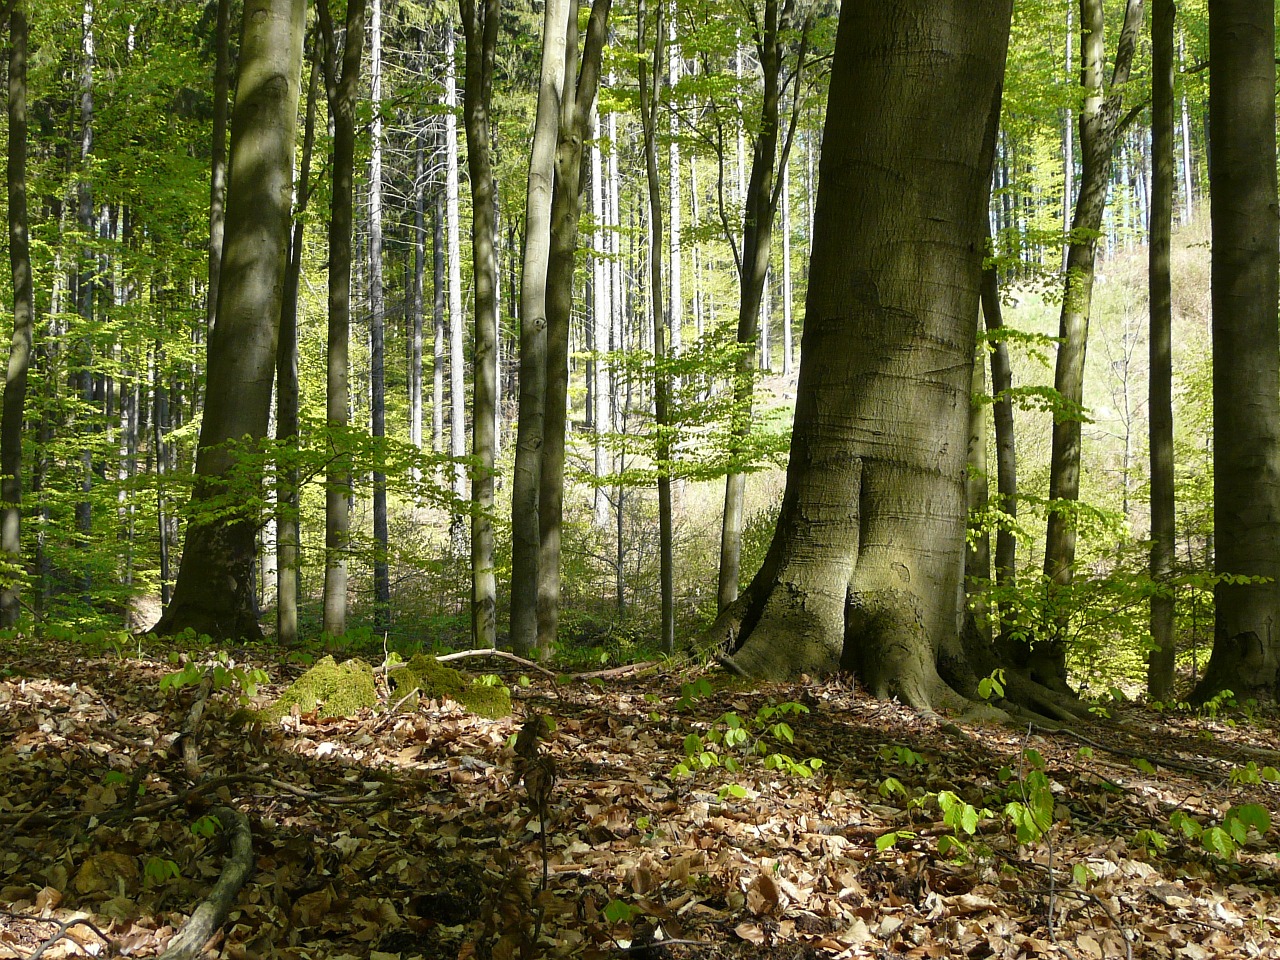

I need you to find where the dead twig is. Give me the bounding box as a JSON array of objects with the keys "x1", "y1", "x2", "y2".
[{"x1": 20, "y1": 914, "x2": 113, "y2": 960}]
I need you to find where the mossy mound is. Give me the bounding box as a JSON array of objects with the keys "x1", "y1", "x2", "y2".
[
  {"x1": 260, "y1": 656, "x2": 377, "y2": 722},
  {"x1": 390, "y1": 653, "x2": 511, "y2": 719}
]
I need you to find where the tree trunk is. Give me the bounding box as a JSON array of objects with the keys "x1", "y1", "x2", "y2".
[
  {"x1": 462, "y1": 0, "x2": 501, "y2": 650},
  {"x1": 276, "y1": 53, "x2": 319, "y2": 648},
  {"x1": 152, "y1": 0, "x2": 305, "y2": 640},
  {"x1": 711, "y1": 0, "x2": 1012, "y2": 710},
  {"x1": 780, "y1": 153, "x2": 793, "y2": 376},
  {"x1": 410, "y1": 108, "x2": 426, "y2": 470},
  {"x1": 317, "y1": 0, "x2": 367, "y2": 639},
  {"x1": 536, "y1": 0, "x2": 612, "y2": 655},
  {"x1": 369, "y1": 0, "x2": 390, "y2": 630},
  {"x1": 432, "y1": 190, "x2": 446, "y2": 455},
  {"x1": 668, "y1": 13, "x2": 682, "y2": 356},
  {"x1": 980, "y1": 247, "x2": 1018, "y2": 636},
  {"x1": 445, "y1": 25, "x2": 467, "y2": 522},
  {"x1": 1194, "y1": 0, "x2": 1280, "y2": 702},
  {"x1": 590, "y1": 110, "x2": 611, "y2": 528},
  {"x1": 510, "y1": 0, "x2": 570, "y2": 657},
  {"x1": 1, "y1": 0, "x2": 35, "y2": 628},
  {"x1": 1038, "y1": 0, "x2": 1144, "y2": 691},
  {"x1": 206, "y1": 0, "x2": 231, "y2": 335}
]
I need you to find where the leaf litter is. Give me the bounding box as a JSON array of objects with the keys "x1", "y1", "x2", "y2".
[{"x1": 2, "y1": 639, "x2": 1280, "y2": 958}]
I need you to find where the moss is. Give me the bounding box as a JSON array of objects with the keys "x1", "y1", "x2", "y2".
[
  {"x1": 260, "y1": 656, "x2": 377, "y2": 721},
  {"x1": 391, "y1": 653, "x2": 512, "y2": 719}
]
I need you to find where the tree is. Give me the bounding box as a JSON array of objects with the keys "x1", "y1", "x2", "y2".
[
  {"x1": 1036, "y1": 0, "x2": 1144, "y2": 691},
  {"x1": 368, "y1": 0, "x2": 390, "y2": 629},
  {"x1": 1147, "y1": 0, "x2": 1176, "y2": 700},
  {"x1": 316, "y1": 0, "x2": 368, "y2": 638},
  {"x1": 152, "y1": 0, "x2": 305, "y2": 639},
  {"x1": 462, "y1": 0, "x2": 500, "y2": 650},
  {"x1": 1194, "y1": 0, "x2": 1280, "y2": 702},
  {"x1": 2, "y1": 0, "x2": 35, "y2": 628},
  {"x1": 707, "y1": 0, "x2": 1012, "y2": 709}
]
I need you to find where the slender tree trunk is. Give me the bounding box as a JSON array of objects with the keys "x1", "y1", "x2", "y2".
[
  {"x1": 1038, "y1": 0, "x2": 1144, "y2": 691},
  {"x1": 981, "y1": 245, "x2": 1018, "y2": 633},
  {"x1": 590, "y1": 110, "x2": 611, "y2": 528},
  {"x1": 668, "y1": 12, "x2": 682, "y2": 355},
  {"x1": 445, "y1": 25, "x2": 467, "y2": 522},
  {"x1": 781, "y1": 154, "x2": 793, "y2": 376},
  {"x1": 966, "y1": 326, "x2": 991, "y2": 638},
  {"x1": 638, "y1": 0, "x2": 675, "y2": 652},
  {"x1": 432, "y1": 191, "x2": 446, "y2": 455},
  {"x1": 76, "y1": 0, "x2": 96, "y2": 592},
  {"x1": 1178, "y1": 33, "x2": 1194, "y2": 226},
  {"x1": 1194, "y1": 0, "x2": 1280, "y2": 702},
  {"x1": 152, "y1": 0, "x2": 305, "y2": 639},
  {"x1": 1, "y1": 0, "x2": 35, "y2": 628},
  {"x1": 369, "y1": 0, "x2": 391, "y2": 629},
  {"x1": 410, "y1": 114, "x2": 426, "y2": 471},
  {"x1": 317, "y1": 0, "x2": 368, "y2": 639},
  {"x1": 206, "y1": 0, "x2": 231, "y2": 334},
  {"x1": 462, "y1": 0, "x2": 501, "y2": 650},
  {"x1": 276, "y1": 53, "x2": 319, "y2": 647},
  {"x1": 510, "y1": 0, "x2": 570, "y2": 656},
  {"x1": 536, "y1": 0, "x2": 612, "y2": 654},
  {"x1": 1062, "y1": 1, "x2": 1073, "y2": 269}
]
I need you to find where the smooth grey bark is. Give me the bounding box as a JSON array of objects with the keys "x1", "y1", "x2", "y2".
[
  {"x1": 1062, "y1": 1, "x2": 1073, "y2": 269},
  {"x1": 316, "y1": 0, "x2": 367, "y2": 638},
  {"x1": 1146, "y1": 0, "x2": 1176, "y2": 700},
  {"x1": 206, "y1": 0, "x2": 231, "y2": 335},
  {"x1": 638, "y1": 0, "x2": 675, "y2": 653},
  {"x1": 75, "y1": 0, "x2": 95, "y2": 590},
  {"x1": 966, "y1": 324, "x2": 991, "y2": 637},
  {"x1": 711, "y1": 0, "x2": 1012, "y2": 709},
  {"x1": 1037, "y1": 0, "x2": 1144, "y2": 691},
  {"x1": 462, "y1": 0, "x2": 500, "y2": 650},
  {"x1": 980, "y1": 247, "x2": 1018, "y2": 628},
  {"x1": 536, "y1": 0, "x2": 611, "y2": 654},
  {"x1": 780, "y1": 154, "x2": 793, "y2": 376},
  {"x1": 1194, "y1": 0, "x2": 1280, "y2": 702},
  {"x1": 410, "y1": 111, "x2": 426, "y2": 467},
  {"x1": 510, "y1": 0, "x2": 570, "y2": 657},
  {"x1": 445, "y1": 25, "x2": 467, "y2": 516},
  {"x1": 668, "y1": 12, "x2": 682, "y2": 355},
  {"x1": 590, "y1": 113, "x2": 611, "y2": 528},
  {"x1": 432, "y1": 190, "x2": 445, "y2": 455},
  {"x1": 716, "y1": 0, "x2": 811, "y2": 611},
  {"x1": 369, "y1": 0, "x2": 390, "y2": 629},
  {"x1": 152, "y1": 0, "x2": 304, "y2": 639},
  {"x1": 1, "y1": 0, "x2": 34, "y2": 628},
  {"x1": 276, "y1": 52, "x2": 319, "y2": 647}
]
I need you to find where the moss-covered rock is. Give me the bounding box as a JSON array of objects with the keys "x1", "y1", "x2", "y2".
[
  {"x1": 260, "y1": 656, "x2": 377, "y2": 722},
  {"x1": 390, "y1": 654, "x2": 511, "y2": 719}
]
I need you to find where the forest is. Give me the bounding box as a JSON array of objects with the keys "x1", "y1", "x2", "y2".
[{"x1": 4, "y1": 0, "x2": 1280, "y2": 957}]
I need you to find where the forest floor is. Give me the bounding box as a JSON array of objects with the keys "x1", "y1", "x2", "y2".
[{"x1": 3, "y1": 639, "x2": 1280, "y2": 959}]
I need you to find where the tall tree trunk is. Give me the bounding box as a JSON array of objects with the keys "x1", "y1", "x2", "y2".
[
  {"x1": 445, "y1": 25, "x2": 467, "y2": 522},
  {"x1": 966, "y1": 327, "x2": 991, "y2": 638},
  {"x1": 780, "y1": 153, "x2": 793, "y2": 376},
  {"x1": 981, "y1": 244, "x2": 1018, "y2": 636},
  {"x1": 1, "y1": 0, "x2": 34, "y2": 628},
  {"x1": 206, "y1": 0, "x2": 231, "y2": 334},
  {"x1": 536, "y1": 0, "x2": 612, "y2": 654},
  {"x1": 76, "y1": 0, "x2": 95, "y2": 593},
  {"x1": 638, "y1": 0, "x2": 675, "y2": 652},
  {"x1": 667, "y1": 12, "x2": 682, "y2": 356},
  {"x1": 590, "y1": 109, "x2": 611, "y2": 528},
  {"x1": 410, "y1": 112, "x2": 426, "y2": 470},
  {"x1": 510, "y1": 0, "x2": 570, "y2": 656},
  {"x1": 1062, "y1": 1, "x2": 1074, "y2": 269},
  {"x1": 276, "y1": 52, "x2": 319, "y2": 648},
  {"x1": 462, "y1": 0, "x2": 501, "y2": 650},
  {"x1": 717, "y1": 0, "x2": 811, "y2": 611},
  {"x1": 369, "y1": 0, "x2": 391, "y2": 629},
  {"x1": 317, "y1": 0, "x2": 368, "y2": 639},
  {"x1": 152, "y1": 0, "x2": 305, "y2": 640},
  {"x1": 709, "y1": 0, "x2": 1014, "y2": 712},
  {"x1": 1194, "y1": 0, "x2": 1280, "y2": 702},
  {"x1": 432, "y1": 191, "x2": 445, "y2": 455},
  {"x1": 1037, "y1": 0, "x2": 1144, "y2": 691}
]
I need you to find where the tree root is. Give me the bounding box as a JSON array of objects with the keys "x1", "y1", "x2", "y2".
[{"x1": 155, "y1": 805, "x2": 254, "y2": 960}]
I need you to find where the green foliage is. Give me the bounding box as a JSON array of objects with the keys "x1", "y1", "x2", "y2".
[
  {"x1": 160, "y1": 651, "x2": 270, "y2": 706},
  {"x1": 670, "y1": 701, "x2": 822, "y2": 782},
  {"x1": 143, "y1": 857, "x2": 181, "y2": 888}
]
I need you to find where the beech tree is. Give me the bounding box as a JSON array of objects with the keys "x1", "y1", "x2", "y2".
[
  {"x1": 152, "y1": 0, "x2": 305, "y2": 639},
  {"x1": 1194, "y1": 0, "x2": 1280, "y2": 702},
  {"x1": 707, "y1": 0, "x2": 1013, "y2": 710}
]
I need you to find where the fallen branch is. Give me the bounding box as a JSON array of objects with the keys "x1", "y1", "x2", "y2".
[
  {"x1": 432, "y1": 648, "x2": 560, "y2": 678},
  {"x1": 176, "y1": 670, "x2": 215, "y2": 781},
  {"x1": 155, "y1": 805, "x2": 254, "y2": 960}
]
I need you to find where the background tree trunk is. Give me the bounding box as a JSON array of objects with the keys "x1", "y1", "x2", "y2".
[
  {"x1": 206, "y1": 0, "x2": 231, "y2": 335},
  {"x1": 369, "y1": 0, "x2": 390, "y2": 630},
  {"x1": 152, "y1": 0, "x2": 305, "y2": 640}
]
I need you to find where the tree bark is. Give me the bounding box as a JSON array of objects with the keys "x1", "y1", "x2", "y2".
[
  {"x1": 152, "y1": 0, "x2": 305, "y2": 640},
  {"x1": 369, "y1": 0, "x2": 390, "y2": 630},
  {"x1": 536, "y1": 0, "x2": 612, "y2": 654},
  {"x1": 1, "y1": 0, "x2": 34, "y2": 628},
  {"x1": 980, "y1": 246, "x2": 1018, "y2": 639},
  {"x1": 462, "y1": 0, "x2": 501, "y2": 650},
  {"x1": 1038, "y1": 0, "x2": 1144, "y2": 691},
  {"x1": 316, "y1": 0, "x2": 367, "y2": 639},
  {"x1": 510, "y1": 0, "x2": 570, "y2": 656},
  {"x1": 445, "y1": 25, "x2": 467, "y2": 521},
  {"x1": 711, "y1": 0, "x2": 1012, "y2": 710},
  {"x1": 1194, "y1": 0, "x2": 1280, "y2": 702},
  {"x1": 206, "y1": 0, "x2": 231, "y2": 335},
  {"x1": 1147, "y1": 0, "x2": 1176, "y2": 700}
]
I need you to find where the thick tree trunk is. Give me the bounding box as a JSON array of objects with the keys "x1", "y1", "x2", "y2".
[
  {"x1": 152, "y1": 0, "x2": 304, "y2": 640},
  {"x1": 712, "y1": 0, "x2": 1011, "y2": 711},
  {"x1": 1147, "y1": 0, "x2": 1176, "y2": 700},
  {"x1": 510, "y1": 0, "x2": 570, "y2": 656},
  {"x1": 2, "y1": 0, "x2": 35, "y2": 628},
  {"x1": 463, "y1": 0, "x2": 501, "y2": 650},
  {"x1": 1038, "y1": 0, "x2": 1144, "y2": 691},
  {"x1": 369, "y1": 0, "x2": 390, "y2": 629},
  {"x1": 1194, "y1": 0, "x2": 1280, "y2": 702}
]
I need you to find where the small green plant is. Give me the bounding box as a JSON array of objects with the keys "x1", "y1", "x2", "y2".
[
  {"x1": 1229, "y1": 761, "x2": 1280, "y2": 786},
  {"x1": 671, "y1": 701, "x2": 822, "y2": 781},
  {"x1": 1167, "y1": 803, "x2": 1271, "y2": 861},
  {"x1": 978, "y1": 669, "x2": 1006, "y2": 701},
  {"x1": 190, "y1": 815, "x2": 221, "y2": 839},
  {"x1": 160, "y1": 652, "x2": 270, "y2": 706},
  {"x1": 675, "y1": 677, "x2": 713, "y2": 711},
  {"x1": 144, "y1": 857, "x2": 181, "y2": 888}
]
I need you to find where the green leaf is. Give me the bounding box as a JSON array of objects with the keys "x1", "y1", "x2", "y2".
[
  {"x1": 876, "y1": 831, "x2": 901, "y2": 852},
  {"x1": 1133, "y1": 758, "x2": 1157, "y2": 775},
  {"x1": 604, "y1": 899, "x2": 636, "y2": 924}
]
